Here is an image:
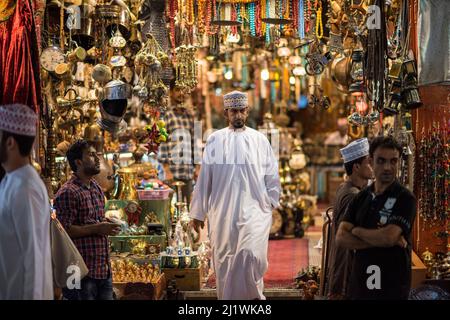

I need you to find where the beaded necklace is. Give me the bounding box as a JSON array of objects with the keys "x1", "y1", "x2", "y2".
[
  {"x1": 298, "y1": 0, "x2": 305, "y2": 38},
  {"x1": 266, "y1": 0, "x2": 272, "y2": 44},
  {"x1": 315, "y1": 0, "x2": 323, "y2": 39},
  {"x1": 185, "y1": 0, "x2": 195, "y2": 26},
  {"x1": 256, "y1": 1, "x2": 262, "y2": 36},
  {"x1": 169, "y1": 0, "x2": 178, "y2": 50},
  {"x1": 198, "y1": 0, "x2": 206, "y2": 34},
  {"x1": 249, "y1": 2, "x2": 256, "y2": 36}
]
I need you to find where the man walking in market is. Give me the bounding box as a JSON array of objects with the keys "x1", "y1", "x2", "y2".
[
  {"x1": 189, "y1": 90, "x2": 281, "y2": 300},
  {"x1": 54, "y1": 139, "x2": 121, "y2": 300},
  {"x1": 326, "y1": 138, "x2": 374, "y2": 299},
  {"x1": 158, "y1": 78, "x2": 199, "y2": 204},
  {"x1": 336, "y1": 136, "x2": 416, "y2": 299},
  {"x1": 0, "y1": 104, "x2": 53, "y2": 299}
]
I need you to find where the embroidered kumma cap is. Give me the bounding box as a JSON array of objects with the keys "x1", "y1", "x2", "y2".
[
  {"x1": 223, "y1": 90, "x2": 248, "y2": 109},
  {"x1": 0, "y1": 104, "x2": 37, "y2": 136}
]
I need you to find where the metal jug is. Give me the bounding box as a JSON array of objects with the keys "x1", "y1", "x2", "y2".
[{"x1": 116, "y1": 167, "x2": 138, "y2": 200}]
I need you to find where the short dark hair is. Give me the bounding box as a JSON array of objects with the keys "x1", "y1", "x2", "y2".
[
  {"x1": 344, "y1": 156, "x2": 366, "y2": 175},
  {"x1": 1, "y1": 131, "x2": 35, "y2": 157},
  {"x1": 67, "y1": 139, "x2": 91, "y2": 172},
  {"x1": 369, "y1": 136, "x2": 402, "y2": 157}
]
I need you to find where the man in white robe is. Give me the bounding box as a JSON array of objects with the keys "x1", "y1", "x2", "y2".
[
  {"x1": 190, "y1": 91, "x2": 281, "y2": 300},
  {"x1": 0, "y1": 104, "x2": 53, "y2": 300}
]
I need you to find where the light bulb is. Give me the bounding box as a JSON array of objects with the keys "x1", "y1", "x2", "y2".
[
  {"x1": 289, "y1": 76, "x2": 296, "y2": 85},
  {"x1": 293, "y1": 66, "x2": 306, "y2": 76},
  {"x1": 261, "y1": 69, "x2": 270, "y2": 81},
  {"x1": 224, "y1": 69, "x2": 233, "y2": 80},
  {"x1": 289, "y1": 55, "x2": 302, "y2": 65},
  {"x1": 277, "y1": 46, "x2": 291, "y2": 57}
]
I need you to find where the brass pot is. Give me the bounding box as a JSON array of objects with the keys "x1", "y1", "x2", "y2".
[
  {"x1": 72, "y1": 4, "x2": 95, "y2": 49},
  {"x1": 96, "y1": 5, "x2": 131, "y2": 40},
  {"x1": 116, "y1": 167, "x2": 138, "y2": 200},
  {"x1": 128, "y1": 151, "x2": 154, "y2": 180},
  {"x1": 330, "y1": 53, "x2": 352, "y2": 93}
]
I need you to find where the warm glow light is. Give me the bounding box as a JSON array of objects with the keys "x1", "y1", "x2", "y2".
[
  {"x1": 261, "y1": 69, "x2": 270, "y2": 81},
  {"x1": 277, "y1": 46, "x2": 292, "y2": 57},
  {"x1": 224, "y1": 69, "x2": 233, "y2": 80},
  {"x1": 289, "y1": 55, "x2": 302, "y2": 65},
  {"x1": 289, "y1": 76, "x2": 296, "y2": 85},
  {"x1": 355, "y1": 97, "x2": 369, "y2": 113},
  {"x1": 293, "y1": 66, "x2": 306, "y2": 76}
]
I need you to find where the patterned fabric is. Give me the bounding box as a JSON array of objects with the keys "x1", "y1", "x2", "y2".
[
  {"x1": 157, "y1": 108, "x2": 195, "y2": 180},
  {"x1": 54, "y1": 175, "x2": 110, "y2": 280},
  {"x1": 223, "y1": 90, "x2": 248, "y2": 109},
  {"x1": 339, "y1": 138, "x2": 369, "y2": 163},
  {"x1": 0, "y1": 104, "x2": 37, "y2": 136}
]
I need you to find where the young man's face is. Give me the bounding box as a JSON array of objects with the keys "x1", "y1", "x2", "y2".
[
  {"x1": 77, "y1": 146, "x2": 100, "y2": 176},
  {"x1": 370, "y1": 147, "x2": 400, "y2": 184},
  {"x1": 170, "y1": 87, "x2": 185, "y2": 105},
  {"x1": 225, "y1": 107, "x2": 249, "y2": 129},
  {"x1": 354, "y1": 156, "x2": 374, "y2": 180}
]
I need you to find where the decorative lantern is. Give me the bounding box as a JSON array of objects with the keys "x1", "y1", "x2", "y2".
[{"x1": 349, "y1": 49, "x2": 366, "y2": 94}]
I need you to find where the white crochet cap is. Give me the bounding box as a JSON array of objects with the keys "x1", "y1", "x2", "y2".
[{"x1": 340, "y1": 138, "x2": 370, "y2": 163}]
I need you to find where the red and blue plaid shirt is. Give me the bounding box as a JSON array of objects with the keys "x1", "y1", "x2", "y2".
[{"x1": 54, "y1": 175, "x2": 110, "y2": 279}]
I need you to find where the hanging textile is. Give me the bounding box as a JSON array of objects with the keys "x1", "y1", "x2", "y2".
[
  {"x1": 0, "y1": 0, "x2": 41, "y2": 113},
  {"x1": 417, "y1": 0, "x2": 450, "y2": 85}
]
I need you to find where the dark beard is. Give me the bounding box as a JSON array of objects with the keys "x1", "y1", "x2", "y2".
[
  {"x1": 232, "y1": 120, "x2": 245, "y2": 128},
  {"x1": 84, "y1": 166, "x2": 101, "y2": 176}
]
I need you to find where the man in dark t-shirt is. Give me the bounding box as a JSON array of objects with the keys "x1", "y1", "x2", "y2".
[
  {"x1": 327, "y1": 138, "x2": 374, "y2": 299},
  {"x1": 336, "y1": 136, "x2": 417, "y2": 300}
]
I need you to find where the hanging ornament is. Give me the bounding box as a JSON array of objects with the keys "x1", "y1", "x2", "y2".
[
  {"x1": 175, "y1": 45, "x2": 198, "y2": 93},
  {"x1": 144, "y1": 120, "x2": 168, "y2": 155},
  {"x1": 135, "y1": 34, "x2": 170, "y2": 110}
]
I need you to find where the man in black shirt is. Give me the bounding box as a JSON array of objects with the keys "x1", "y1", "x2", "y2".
[
  {"x1": 327, "y1": 138, "x2": 374, "y2": 299},
  {"x1": 336, "y1": 136, "x2": 417, "y2": 300}
]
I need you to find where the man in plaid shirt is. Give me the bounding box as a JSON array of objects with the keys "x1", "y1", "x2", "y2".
[
  {"x1": 54, "y1": 140, "x2": 120, "y2": 300},
  {"x1": 158, "y1": 81, "x2": 200, "y2": 203}
]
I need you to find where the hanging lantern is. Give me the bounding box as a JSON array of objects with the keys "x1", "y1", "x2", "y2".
[
  {"x1": 402, "y1": 58, "x2": 417, "y2": 77},
  {"x1": 402, "y1": 112, "x2": 413, "y2": 132},
  {"x1": 402, "y1": 81, "x2": 422, "y2": 109},
  {"x1": 401, "y1": 65, "x2": 422, "y2": 109},
  {"x1": 349, "y1": 49, "x2": 365, "y2": 94},
  {"x1": 384, "y1": 92, "x2": 402, "y2": 115}
]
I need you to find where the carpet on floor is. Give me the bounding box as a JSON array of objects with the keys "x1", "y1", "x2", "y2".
[{"x1": 205, "y1": 238, "x2": 309, "y2": 289}]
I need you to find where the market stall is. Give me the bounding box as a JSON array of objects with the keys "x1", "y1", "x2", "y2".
[{"x1": 1, "y1": 0, "x2": 447, "y2": 300}]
